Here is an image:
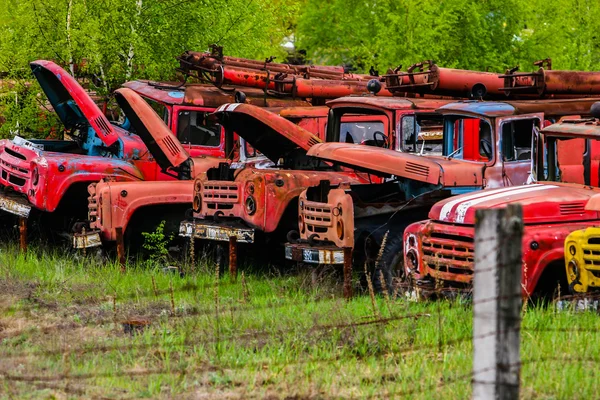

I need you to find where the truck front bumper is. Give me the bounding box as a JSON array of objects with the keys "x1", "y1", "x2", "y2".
[
  {"x1": 0, "y1": 190, "x2": 32, "y2": 218},
  {"x1": 179, "y1": 220, "x2": 255, "y2": 243},
  {"x1": 284, "y1": 242, "x2": 347, "y2": 265},
  {"x1": 72, "y1": 229, "x2": 102, "y2": 249}
]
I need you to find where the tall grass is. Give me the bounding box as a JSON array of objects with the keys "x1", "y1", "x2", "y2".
[{"x1": 0, "y1": 245, "x2": 598, "y2": 398}]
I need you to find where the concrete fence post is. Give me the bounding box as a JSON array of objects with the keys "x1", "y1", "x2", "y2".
[{"x1": 472, "y1": 204, "x2": 522, "y2": 400}]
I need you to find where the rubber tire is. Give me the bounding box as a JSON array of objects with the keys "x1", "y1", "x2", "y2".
[{"x1": 372, "y1": 234, "x2": 405, "y2": 296}]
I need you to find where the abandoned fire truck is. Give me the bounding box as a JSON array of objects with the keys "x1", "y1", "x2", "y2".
[
  {"x1": 179, "y1": 103, "x2": 386, "y2": 267},
  {"x1": 405, "y1": 103, "x2": 600, "y2": 298},
  {"x1": 284, "y1": 99, "x2": 598, "y2": 293}
]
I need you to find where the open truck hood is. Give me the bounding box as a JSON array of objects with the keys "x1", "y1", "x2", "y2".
[
  {"x1": 307, "y1": 143, "x2": 484, "y2": 186},
  {"x1": 30, "y1": 60, "x2": 118, "y2": 147},
  {"x1": 114, "y1": 88, "x2": 190, "y2": 171},
  {"x1": 213, "y1": 103, "x2": 322, "y2": 163}
]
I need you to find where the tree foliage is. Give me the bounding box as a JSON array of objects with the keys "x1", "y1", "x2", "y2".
[
  {"x1": 0, "y1": 0, "x2": 298, "y2": 136},
  {"x1": 295, "y1": 0, "x2": 600, "y2": 73}
]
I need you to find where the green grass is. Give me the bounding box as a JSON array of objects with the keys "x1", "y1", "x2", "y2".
[{"x1": 0, "y1": 245, "x2": 599, "y2": 399}]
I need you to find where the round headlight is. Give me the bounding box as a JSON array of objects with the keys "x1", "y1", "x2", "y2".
[
  {"x1": 245, "y1": 195, "x2": 256, "y2": 215},
  {"x1": 194, "y1": 180, "x2": 202, "y2": 195},
  {"x1": 247, "y1": 182, "x2": 255, "y2": 195},
  {"x1": 336, "y1": 220, "x2": 344, "y2": 240},
  {"x1": 408, "y1": 235, "x2": 416, "y2": 248},
  {"x1": 569, "y1": 245, "x2": 577, "y2": 256},
  {"x1": 406, "y1": 250, "x2": 419, "y2": 272},
  {"x1": 31, "y1": 166, "x2": 39, "y2": 186},
  {"x1": 193, "y1": 194, "x2": 202, "y2": 213},
  {"x1": 568, "y1": 259, "x2": 579, "y2": 277}
]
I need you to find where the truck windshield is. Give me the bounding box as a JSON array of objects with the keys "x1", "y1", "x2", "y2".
[
  {"x1": 177, "y1": 110, "x2": 221, "y2": 147},
  {"x1": 339, "y1": 121, "x2": 385, "y2": 146},
  {"x1": 399, "y1": 115, "x2": 443, "y2": 155}
]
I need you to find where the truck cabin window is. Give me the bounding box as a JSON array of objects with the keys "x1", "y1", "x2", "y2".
[
  {"x1": 244, "y1": 141, "x2": 263, "y2": 159},
  {"x1": 445, "y1": 117, "x2": 493, "y2": 162},
  {"x1": 400, "y1": 115, "x2": 443, "y2": 155},
  {"x1": 177, "y1": 111, "x2": 221, "y2": 147},
  {"x1": 339, "y1": 121, "x2": 387, "y2": 147},
  {"x1": 501, "y1": 119, "x2": 537, "y2": 162}
]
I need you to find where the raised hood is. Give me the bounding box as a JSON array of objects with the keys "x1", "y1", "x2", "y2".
[
  {"x1": 213, "y1": 103, "x2": 322, "y2": 162},
  {"x1": 30, "y1": 60, "x2": 118, "y2": 147},
  {"x1": 307, "y1": 142, "x2": 484, "y2": 186},
  {"x1": 115, "y1": 88, "x2": 190, "y2": 171},
  {"x1": 430, "y1": 183, "x2": 600, "y2": 225}
]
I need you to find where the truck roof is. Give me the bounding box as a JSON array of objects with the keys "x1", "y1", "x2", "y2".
[
  {"x1": 541, "y1": 118, "x2": 600, "y2": 139},
  {"x1": 123, "y1": 80, "x2": 311, "y2": 108},
  {"x1": 438, "y1": 98, "x2": 599, "y2": 118},
  {"x1": 325, "y1": 96, "x2": 453, "y2": 111}
]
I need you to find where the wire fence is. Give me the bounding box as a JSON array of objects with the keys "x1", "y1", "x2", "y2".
[{"x1": 1, "y1": 207, "x2": 599, "y2": 398}]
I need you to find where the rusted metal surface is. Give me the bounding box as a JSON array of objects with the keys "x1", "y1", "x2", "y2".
[
  {"x1": 343, "y1": 247, "x2": 353, "y2": 299},
  {"x1": 89, "y1": 180, "x2": 193, "y2": 242},
  {"x1": 213, "y1": 103, "x2": 322, "y2": 161},
  {"x1": 383, "y1": 61, "x2": 505, "y2": 99},
  {"x1": 540, "y1": 118, "x2": 600, "y2": 139},
  {"x1": 123, "y1": 80, "x2": 312, "y2": 108},
  {"x1": 298, "y1": 188, "x2": 354, "y2": 249},
  {"x1": 177, "y1": 49, "x2": 391, "y2": 99},
  {"x1": 306, "y1": 143, "x2": 485, "y2": 186},
  {"x1": 438, "y1": 98, "x2": 599, "y2": 119},
  {"x1": 284, "y1": 242, "x2": 347, "y2": 264},
  {"x1": 72, "y1": 229, "x2": 102, "y2": 249},
  {"x1": 116, "y1": 226, "x2": 126, "y2": 272},
  {"x1": 195, "y1": 168, "x2": 364, "y2": 234},
  {"x1": 19, "y1": 217, "x2": 27, "y2": 253},
  {"x1": 179, "y1": 220, "x2": 255, "y2": 242},
  {"x1": 502, "y1": 64, "x2": 600, "y2": 96},
  {"x1": 0, "y1": 190, "x2": 32, "y2": 218},
  {"x1": 229, "y1": 236, "x2": 238, "y2": 282},
  {"x1": 406, "y1": 182, "x2": 600, "y2": 294},
  {"x1": 114, "y1": 88, "x2": 190, "y2": 170},
  {"x1": 325, "y1": 96, "x2": 455, "y2": 111}
]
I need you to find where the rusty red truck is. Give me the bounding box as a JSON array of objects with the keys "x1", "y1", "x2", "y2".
[
  {"x1": 284, "y1": 99, "x2": 597, "y2": 293},
  {"x1": 404, "y1": 104, "x2": 600, "y2": 298},
  {"x1": 179, "y1": 103, "x2": 384, "y2": 267}
]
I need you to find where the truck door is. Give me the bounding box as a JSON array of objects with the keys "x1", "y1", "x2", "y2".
[{"x1": 497, "y1": 114, "x2": 542, "y2": 186}]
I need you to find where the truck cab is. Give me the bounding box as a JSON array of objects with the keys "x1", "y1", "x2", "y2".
[{"x1": 406, "y1": 110, "x2": 600, "y2": 297}]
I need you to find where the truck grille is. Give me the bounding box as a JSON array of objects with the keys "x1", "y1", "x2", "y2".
[
  {"x1": 303, "y1": 201, "x2": 333, "y2": 234},
  {"x1": 0, "y1": 149, "x2": 30, "y2": 188},
  {"x1": 88, "y1": 183, "x2": 100, "y2": 227},
  {"x1": 203, "y1": 182, "x2": 240, "y2": 211},
  {"x1": 422, "y1": 231, "x2": 475, "y2": 277}
]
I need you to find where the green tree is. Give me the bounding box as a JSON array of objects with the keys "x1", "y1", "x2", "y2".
[{"x1": 0, "y1": 0, "x2": 297, "y2": 137}]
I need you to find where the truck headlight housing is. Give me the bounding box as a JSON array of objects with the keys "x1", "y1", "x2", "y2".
[
  {"x1": 336, "y1": 220, "x2": 344, "y2": 240},
  {"x1": 245, "y1": 195, "x2": 256, "y2": 215},
  {"x1": 406, "y1": 250, "x2": 419, "y2": 272},
  {"x1": 31, "y1": 166, "x2": 39, "y2": 186},
  {"x1": 193, "y1": 195, "x2": 202, "y2": 213}
]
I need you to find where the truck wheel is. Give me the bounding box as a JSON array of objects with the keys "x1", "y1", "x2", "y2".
[{"x1": 372, "y1": 234, "x2": 405, "y2": 297}]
